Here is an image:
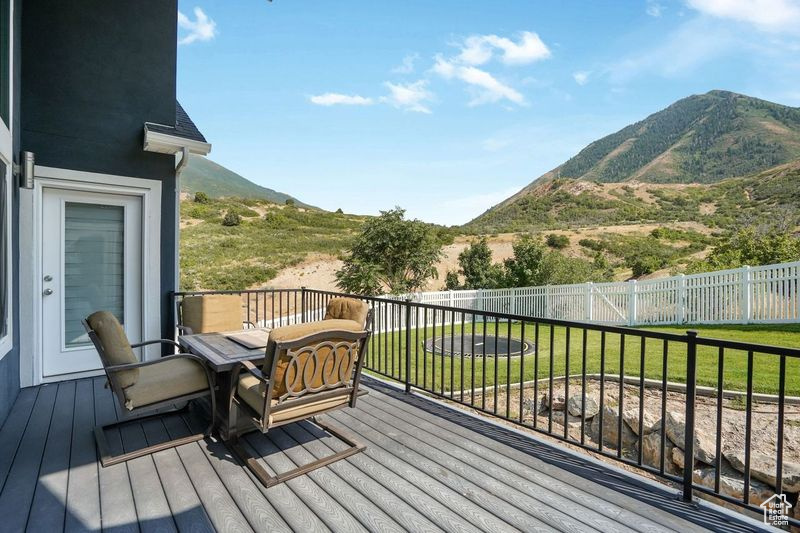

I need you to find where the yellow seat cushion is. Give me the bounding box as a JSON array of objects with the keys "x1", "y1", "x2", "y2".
[
  {"x1": 122, "y1": 357, "x2": 209, "y2": 410},
  {"x1": 180, "y1": 294, "x2": 244, "y2": 333},
  {"x1": 324, "y1": 298, "x2": 369, "y2": 327},
  {"x1": 263, "y1": 320, "x2": 364, "y2": 398},
  {"x1": 87, "y1": 310, "x2": 139, "y2": 388},
  {"x1": 237, "y1": 373, "x2": 349, "y2": 424}
]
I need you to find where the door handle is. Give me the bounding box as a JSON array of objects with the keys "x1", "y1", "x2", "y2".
[{"x1": 43, "y1": 288, "x2": 53, "y2": 296}]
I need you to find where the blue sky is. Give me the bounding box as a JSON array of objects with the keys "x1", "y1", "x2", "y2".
[{"x1": 176, "y1": 0, "x2": 800, "y2": 226}]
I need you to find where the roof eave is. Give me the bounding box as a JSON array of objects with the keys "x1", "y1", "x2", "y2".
[{"x1": 143, "y1": 123, "x2": 212, "y2": 156}]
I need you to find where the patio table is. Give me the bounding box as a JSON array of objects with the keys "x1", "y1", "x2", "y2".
[{"x1": 179, "y1": 328, "x2": 270, "y2": 439}]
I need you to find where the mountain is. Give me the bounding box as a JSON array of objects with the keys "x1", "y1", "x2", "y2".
[
  {"x1": 181, "y1": 154, "x2": 310, "y2": 207},
  {"x1": 467, "y1": 91, "x2": 800, "y2": 233}
]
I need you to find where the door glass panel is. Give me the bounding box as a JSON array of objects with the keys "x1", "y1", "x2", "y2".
[{"x1": 64, "y1": 202, "x2": 125, "y2": 348}]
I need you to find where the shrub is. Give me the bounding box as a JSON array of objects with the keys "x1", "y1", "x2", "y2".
[
  {"x1": 222, "y1": 212, "x2": 242, "y2": 227},
  {"x1": 335, "y1": 208, "x2": 344, "y2": 214},
  {"x1": 546, "y1": 234, "x2": 570, "y2": 249},
  {"x1": 194, "y1": 191, "x2": 210, "y2": 204},
  {"x1": 285, "y1": 199, "x2": 295, "y2": 206},
  {"x1": 630, "y1": 256, "x2": 662, "y2": 277}
]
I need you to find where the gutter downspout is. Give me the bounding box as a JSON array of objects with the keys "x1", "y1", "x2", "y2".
[{"x1": 174, "y1": 146, "x2": 190, "y2": 299}]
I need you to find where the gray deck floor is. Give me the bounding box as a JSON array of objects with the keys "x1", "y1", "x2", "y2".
[{"x1": 0, "y1": 376, "x2": 762, "y2": 532}]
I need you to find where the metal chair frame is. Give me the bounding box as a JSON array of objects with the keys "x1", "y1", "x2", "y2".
[
  {"x1": 226, "y1": 325, "x2": 372, "y2": 488},
  {"x1": 82, "y1": 319, "x2": 217, "y2": 467}
]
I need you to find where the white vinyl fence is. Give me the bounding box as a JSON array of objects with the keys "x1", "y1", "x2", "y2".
[{"x1": 392, "y1": 261, "x2": 800, "y2": 326}]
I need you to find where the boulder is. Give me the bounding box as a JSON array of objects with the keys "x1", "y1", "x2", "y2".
[
  {"x1": 542, "y1": 393, "x2": 566, "y2": 412},
  {"x1": 591, "y1": 406, "x2": 638, "y2": 450},
  {"x1": 693, "y1": 465, "x2": 774, "y2": 507},
  {"x1": 724, "y1": 450, "x2": 800, "y2": 492},
  {"x1": 567, "y1": 395, "x2": 599, "y2": 419},
  {"x1": 641, "y1": 431, "x2": 680, "y2": 475},
  {"x1": 622, "y1": 408, "x2": 660, "y2": 436},
  {"x1": 664, "y1": 411, "x2": 716, "y2": 465},
  {"x1": 672, "y1": 447, "x2": 686, "y2": 469}
]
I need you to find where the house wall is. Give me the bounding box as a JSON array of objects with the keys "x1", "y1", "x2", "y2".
[
  {"x1": 0, "y1": 0, "x2": 22, "y2": 424},
  {"x1": 19, "y1": 0, "x2": 180, "y2": 349}
]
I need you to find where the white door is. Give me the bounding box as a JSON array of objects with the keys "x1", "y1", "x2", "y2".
[{"x1": 41, "y1": 188, "x2": 143, "y2": 377}]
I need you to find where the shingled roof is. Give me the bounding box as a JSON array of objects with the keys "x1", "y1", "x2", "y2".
[{"x1": 145, "y1": 101, "x2": 207, "y2": 143}]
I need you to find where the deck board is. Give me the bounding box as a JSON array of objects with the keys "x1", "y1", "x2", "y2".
[{"x1": 0, "y1": 376, "x2": 765, "y2": 532}]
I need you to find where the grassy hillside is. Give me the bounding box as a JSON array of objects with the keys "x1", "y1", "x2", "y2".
[
  {"x1": 181, "y1": 155, "x2": 310, "y2": 206},
  {"x1": 556, "y1": 90, "x2": 800, "y2": 184},
  {"x1": 180, "y1": 197, "x2": 366, "y2": 290},
  {"x1": 467, "y1": 153, "x2": 800, "y2": 234}
]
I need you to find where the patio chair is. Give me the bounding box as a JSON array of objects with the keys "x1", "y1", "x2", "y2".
[
  {"x1": 176, "y1": 293, "x2": 253, "y2": 334},
  {"x1": 323, "y1": 296, "x2": 371, "y2": 328},
  {"x1": 226, "y1": 317, "x2": 372, "y2": 488},
  {"x1": 83, "y1": 311, "x2": 216, "y2": 467}
]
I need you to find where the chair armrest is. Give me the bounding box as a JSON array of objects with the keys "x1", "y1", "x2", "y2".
[
  {"x1": 130, "y1": 339, "x2": 181, "y2": 350},
  {"x1": 238, "y1": 360, "x2": 267, "y2": 382},
  {"x1": 176, "y1": 325, "x2": 194, "y2": 335},
  {"x1": 105, "y1": 352, "x2": 208, "y2": 372},
  {"x1": 243, "y1": 321, "x2": 257, "y2": 330}
]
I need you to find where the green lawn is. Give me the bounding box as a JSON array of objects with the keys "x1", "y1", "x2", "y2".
[{"x1": 366, "y1": 322, "x2": 800, "y2": 397}]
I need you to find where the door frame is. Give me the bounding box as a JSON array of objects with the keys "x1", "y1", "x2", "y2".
[{"x1": 19, "y1": 165, "x2": 162, "y2": 386}]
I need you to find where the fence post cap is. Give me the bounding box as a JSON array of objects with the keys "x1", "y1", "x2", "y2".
[{"x1": 686, "y1": 330, "x2": 699, "y2": 337}]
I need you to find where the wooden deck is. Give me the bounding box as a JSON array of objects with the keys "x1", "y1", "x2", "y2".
[{"x1": 0, "y1": 376, "x2": 762, "y2": 532}]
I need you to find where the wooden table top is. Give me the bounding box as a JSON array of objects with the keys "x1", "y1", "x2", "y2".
[{"x1": 179, "y1": 328, "x2": 270, "y2": 372}]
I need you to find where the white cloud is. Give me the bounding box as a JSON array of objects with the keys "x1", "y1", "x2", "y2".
[
  {"x1": 456, "y1": 31, "x2": 551, "y2": 66},
  {"x1": 178, "y1": 7, "x2": 217, "y2": 45},
  {"x1": 646, "y1": 1, "x2": 665, "y2": 17},
  {"x1": 572, "y1": 71, "x2": 590, "y2": 85},
  {"x1": 687, "y1": 0, "x2": 800, "y2": 33},
  {"x1": 481, "y1": 137, "x2": 512, "y2": 151},
  {"x1": 606, "y1": 18, "x2": 737, "y2": 82},
  {"x1": 392, "y1": 54, "x2": 419, "y2": 74},
  {"x1": 380, "y1": 81, "x2": 434, "y2": 113},
  {"x1": 309, "y1": 93, "x2": 374, "y2": 106},
  {"x1": 433, "y1": 56, "x2": 525, "y2": 106}
]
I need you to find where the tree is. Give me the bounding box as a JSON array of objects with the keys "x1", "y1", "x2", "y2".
[
  {"x1": 501, "y1": 236, "x2": 548, "y2": 287},
  {"x1": 194, "y1": 191, "x2": 210, "y2": 204},
  {"x1": 686, "y1": 226, "x2": 800, "y2": 273},
  {"x1": 335, "y1": 208, "x2": 444, "y2": 295},
  {"x1": 450, "y1": 238, "x2": 504, "y2": 289},
  {"x1": 285, "y1": 198, "x2": 295, "y2": 206}
]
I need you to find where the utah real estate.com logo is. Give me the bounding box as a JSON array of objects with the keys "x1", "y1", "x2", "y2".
[{"x1": 760, "y1": 494, "x2": 793, "y2": 527}]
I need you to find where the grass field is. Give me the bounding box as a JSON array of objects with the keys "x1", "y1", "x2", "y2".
[{"x1": 366, "y1": 322, "x2": 800, "y2": 397}]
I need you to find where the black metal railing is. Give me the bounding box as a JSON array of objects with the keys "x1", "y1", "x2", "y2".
[{"x1": 173, "y1": 287, "x2": 800, "y2": 524}]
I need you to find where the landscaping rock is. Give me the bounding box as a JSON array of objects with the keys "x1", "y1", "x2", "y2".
[
  {"x1": 693, "y1": 465, "x2": 774, "y2": 507},
  {"x1": 664, "y1": 411, "x2": 716, "y2": 465},
  {"x1": 622, "y1": 408, "x2": 660, "y2": 436},
  {"x1": 641, "y1": 431, "x2": 680, "y2": 475},
  {"x1": 672, "y1": 447, "x2": 686, "y2": 469},
  {"x1": 567, "y1": 395, "x2": 599, "y2": 419},
  {"x1": 542, "y1": 393, "x2": 566, "y2": 412},
  {"x1": 724, "y1": 450, "x2": 800, "y2": 492},
  {"x1": 592, "y1": 406, "x2": 638, "y2": 450}
]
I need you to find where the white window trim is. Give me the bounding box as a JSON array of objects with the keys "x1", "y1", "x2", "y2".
[
  {"x1": 0, "y1": 0, "x2": 14, "y2": 360},
  {"x1": 18, "y1": 166, "x2": 161, "y2": 386}
]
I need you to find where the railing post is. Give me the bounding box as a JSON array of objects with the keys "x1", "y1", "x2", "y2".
[
  {"x1": 585, "y1": 282, "x2": 593, "y2": 321},
  {"x1": 677, "y1": 274, "x2": 686, "y2": 324},
  {"x1": 628, "y1": 280, "x2": 637, "y2": 326},
  {"x1": 683, "y1": 330, "x2": 698, "y2": 503},
  {"x1": 300, "y1": 287, "x2": 306, "y2": 323},
  {"x1": 741, "y1": 265, "x2": 752, "y2": 324},
  {"x1": 404, "y1": 298, "x2": 412, "y2": 394}
]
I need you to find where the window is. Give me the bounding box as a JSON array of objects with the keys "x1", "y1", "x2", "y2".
[
  {"x1": 0, "y1": 160, "x2": 7, "y2": 343},
  {"x1": 0, "y1": 0, "x2": 8, "y2": 126},
  {"x1": 0, "y1": 0, "x2": 11, "y2": 356}
]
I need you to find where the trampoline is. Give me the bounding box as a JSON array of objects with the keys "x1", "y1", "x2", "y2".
[{"x1": 423, "y1": 335, "x2": 535, "y2": 358}]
